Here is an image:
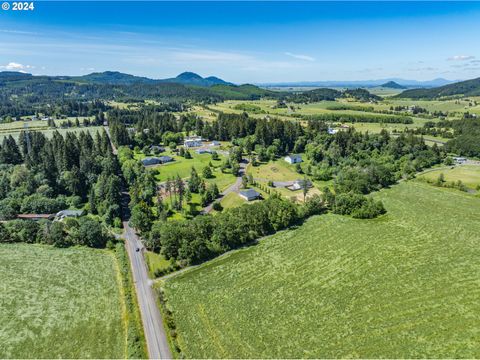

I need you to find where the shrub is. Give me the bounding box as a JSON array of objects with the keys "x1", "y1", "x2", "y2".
[{"x1": 351, "y1": 198, "x2": 386, "y2": 219}]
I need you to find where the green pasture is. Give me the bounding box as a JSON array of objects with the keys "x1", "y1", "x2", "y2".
[
  {"x1": 162, "y1": 181, "x2": 480, "y2": 358},
  {"x1": 419, "y1": 164, "x2": 480, "y2": 190},
  {"x1": 0, "y1": 244, "x2": 126, "y2": 358}
]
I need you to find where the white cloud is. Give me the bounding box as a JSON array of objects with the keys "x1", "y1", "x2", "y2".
[
  {"x1": 284, "y1": 52, "x2": 315, "y2": 62},
  {"x1": 0, "y1": 62, "x2": 34, "y2": 71},
  {"x1": 447, "y1": 55, "x2": 475, "y2": 61}
]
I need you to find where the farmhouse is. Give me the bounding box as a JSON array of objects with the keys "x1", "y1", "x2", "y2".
[
  {"x1": 287, "y1": 179, "x2": 313, "y2": 191},
  {"x1": 184, "y1": 135, "x2": 203, "y2": 148},
  {"x1": 284, "y1": 154, "x2": 302, "y2": 164},
  {"x1": 453, "y1": 156, "x2": 467, "y2": 164},
  {"x1": 141, "y1": 156, "x2": 173, "y2": 166},
  {"x1": 239, "y1": 189, "x2": 261, "y2": 201},
  {"x1": 141, "y1": 157, "x2": 162, "y2": 166},
  {"x1": 55, "y1": 209, "x2": 84, "y2": 221}
]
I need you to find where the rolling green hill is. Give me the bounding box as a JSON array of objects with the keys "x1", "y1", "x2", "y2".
[
  {"x1": 0, "y1": 71, "x2": 277, "y2": 108},
  {"x1": 162, "y1": 181, "x2": 480, "y2": 358},
  {"x1": 396, "y1": 77, "x2": 480, "y2": 99}
]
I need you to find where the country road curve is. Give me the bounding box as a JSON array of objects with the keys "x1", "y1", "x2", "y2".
[{"x1": 123, "y1": 222, "x2": 172, "y2": 359}]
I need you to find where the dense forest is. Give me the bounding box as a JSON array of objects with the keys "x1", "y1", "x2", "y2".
[{"x1": 0, "y1": 129, "x2": 122, "y2": 248}]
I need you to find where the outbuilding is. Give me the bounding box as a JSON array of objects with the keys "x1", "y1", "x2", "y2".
[{"x1": 284, "y1": 154, "x2": 303, "y2": 164}]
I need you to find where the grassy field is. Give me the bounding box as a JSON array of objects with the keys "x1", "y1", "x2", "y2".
[
  {"x1": 419, "y1": 165, "x2": 480, "y2": 190},
  {"x1": 142, "y1": 151, "x2": 235, "y2": 189},
  {"x1": 162, "y1": 181, "x2": 480, "y2": 358},
  {"x1": 247, "y1": 159, "x2": 301, "y2": 182},
  {"x1": 0, "y1": 125, "x2": 104, "y2": 142},
  {"x1": 0, "y1": 244, "x2": 126, "y2": 358},
  {"x1": 145, "y1": 250, "x2": 173, "y2": 277},
  {"x1": 219, "y1": 192, "x2": 246, "y2": 209}
]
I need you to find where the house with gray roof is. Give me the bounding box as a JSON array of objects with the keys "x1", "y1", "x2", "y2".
[{"x1": 239, "y1": 189, "x2": 261, "y2": 201}]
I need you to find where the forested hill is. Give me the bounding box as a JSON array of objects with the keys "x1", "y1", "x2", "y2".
[
  {"x1": 0, "y1": 71, "x2": 277, "y2": 113},
  {"x1": 395, "y1": 77, "x2": 480, "y2": 99},
  {"x1": 74, "y1": 71, "x2": 233, "y2": 87}
]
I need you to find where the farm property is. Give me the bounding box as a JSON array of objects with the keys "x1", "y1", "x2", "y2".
[
  {"x1": 161, "y1": 181, "x2": 480, "y2": 358},
  {"x1": 0, "y1": 244, "x2": 127, "y2": 358}
]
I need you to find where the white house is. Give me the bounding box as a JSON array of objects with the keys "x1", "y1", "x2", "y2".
[
  {"x1": 284, "y1": 154, "x2": 302, "y2": 164},
  {"x1": 55, "y1": 209, "x2": 84, "y2": 221},
  {"x1": 453, "y1": 156, "x2": 467, "y2": 164},
  {"x1": 239, "y1": 189, "x2": 261, "y2": 201},
  {"x1": 184, "y1": 136, "x2": 203, "y2": 148},
  {"x1": 287, "y1": 179, "x2": 313, "y2": 191}
]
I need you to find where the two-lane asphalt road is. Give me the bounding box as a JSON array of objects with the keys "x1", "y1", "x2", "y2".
[
  {"x1": 104, "y1": 126, "x2": 171, "y2": 359},
  {"x1": 123, "y1": 221, "x2": 172, "y2": 359}
]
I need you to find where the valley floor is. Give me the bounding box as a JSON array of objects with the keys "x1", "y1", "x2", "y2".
[{"x1": 162, "y1": 181, "x2": 480, "y2": 358}]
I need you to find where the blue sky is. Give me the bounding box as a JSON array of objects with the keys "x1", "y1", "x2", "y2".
[{"x1": 1, "y1": 1, "x2": 480, "y2": 83}]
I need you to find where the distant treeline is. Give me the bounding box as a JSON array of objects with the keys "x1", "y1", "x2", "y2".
[
  {"x1": 300, "y1": 112, "x2": 414, "y2": 124},
  {"x1": 285, "y1": 88, "x2": 381, "y2": 103}
]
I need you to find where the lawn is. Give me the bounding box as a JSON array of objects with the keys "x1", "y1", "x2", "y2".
[
  {"x1": 150, "y1": 152, "x2": 235, "y2": 190},
  {"x1": 161, "y1": 181, "x2": 480, "y2": 358},
  {"x1": 0, "y1": 244, "x2": 126, "y2": 358},
  {"x1": 219, "y1": 192, "x2": 246, "y2": 209},
  {"x1": 247, "y1": 159, "x2": 301, "y2": 182},
  {"x1": 419, "y1": 165, "x2": 480, "y2": 190}
]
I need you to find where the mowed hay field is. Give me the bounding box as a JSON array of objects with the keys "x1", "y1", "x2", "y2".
[
  {"x1": 0, "y1": 244, "x2": 126, "y2": 358},
  {"x1": 162, "y1": 182, "x2": 480, "y2": 358}
]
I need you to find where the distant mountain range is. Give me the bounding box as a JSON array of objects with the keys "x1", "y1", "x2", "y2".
[
  {"x1": 0, "y1": 70, "x2": 232, "y2": 87},
  {"x1": 394, "y1": 77, "x2": 480, "y2": 99},
  {"x1": 259, "y1": 78, "x2": 457, "y2": 89},
  {"x1": 74, "y1": 71, "x2": 233, "y2": 87}
]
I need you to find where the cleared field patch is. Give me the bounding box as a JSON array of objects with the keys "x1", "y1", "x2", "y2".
[
  {"x1": 419, "y1": 165, "x2": 480, "y2": 190},
  {"x1": 0, "y1": 244, "x2": 126, "y2": 359},
  {"x1": 248, "y1": 160, "x2": 301, "y2": 182},
  {"x1": 162, "y1": 182, "x2": 480, "y2": 358}
]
